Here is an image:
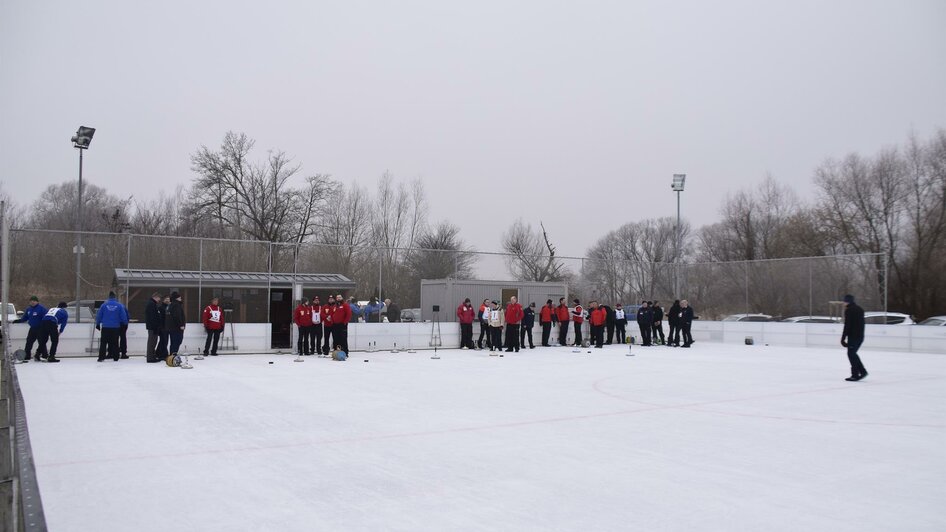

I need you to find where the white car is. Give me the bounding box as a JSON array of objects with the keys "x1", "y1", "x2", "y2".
[
  {"x1": 66, "y1": 305, "x2": 95, "y2": 322},
  {"x1": 3, "y1": 303, "x2": 19, "y2": 323},
  {"x1": 722, "y1": 313, "x2": 773, "y2": 322},
  {"x1": 781, "y1": 316, "x2": 840, "y2": 324},
  {"x1": 863, "y1": 312, "x2": 915, "y2": 325},
  {"x1": 917, "y1": 316, "x2": 946, "y2": 326}
]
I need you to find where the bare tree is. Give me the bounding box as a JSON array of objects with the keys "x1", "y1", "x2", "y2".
[
  {"x1": 406, "y1": 221, "x2": 475, "y2": 279},
  {"x1": 190, "y1": 131, "x2": 336, "y2": 243},
  {"x1": 28, "y1": 181, "x2": 131, "y2": 232},
  {"x1": 502, "y1": 219, "x2": 568, "y2": 281},
  {"x1": 583, "y1": 218, "x2": 688, "y2": 303}
]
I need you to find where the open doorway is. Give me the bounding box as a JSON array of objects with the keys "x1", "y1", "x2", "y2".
[
  {"x1": 270, "y1": 289, "x2": 292, "y2": 348},
  {"x1": 500, "y1": 288, "x2": 520, "y2": 306}
]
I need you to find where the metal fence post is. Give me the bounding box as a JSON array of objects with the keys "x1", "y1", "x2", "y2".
[
  {"x1": 744, "y1": 261, "x2": 750, "y2": 315},
  {"x1": 125, "y1": 234, "x2": 132, "y2": 305},
  {"x1": 808, "y1": 259, "x2": 813, "y2": 317},
  {"x1": 198, "y1": 238, "x2": 204, "y2": 313},
  {"x1": 267, "y1": 242, "x2": 273, "y2": 349}
]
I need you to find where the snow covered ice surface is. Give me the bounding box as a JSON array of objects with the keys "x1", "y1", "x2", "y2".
[{"x1": 16, "y1": 344, "x2": 946, "y2": 532}]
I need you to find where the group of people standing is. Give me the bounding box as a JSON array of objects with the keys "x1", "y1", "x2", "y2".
[
  {"x1": 454, "y1": 296, "x2": 697, "y2": 351},
  {"x1": 143, "y1": 291, "x2": 194, "y2": 362},
  {"x1": 635, "y1": 300, "x2": 695, "y2": 348},
  {"x1": 459, "y1": 296, "x2": 530, "y2": 352},
  {"x1": 292, "y1": 294, "x2": 365, "y2": 356}
]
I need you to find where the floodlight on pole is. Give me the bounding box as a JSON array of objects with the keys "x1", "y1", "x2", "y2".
[
  {"x1": 72, "y1": 126, "x2": 95, "y2": 322},
  {"x1": 672, "y1": 174, "x2": 686, "y2": 297}
]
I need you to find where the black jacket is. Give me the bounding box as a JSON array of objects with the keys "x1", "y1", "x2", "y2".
[
  {"x1": 522, "y1": 307, "x2": 535, "y2": 328},
  {"x1": 165, "y1": 301, "x2": 186, "y2": 330},
  {"x1": 680, "y1": 306, "x2": 694, "y2": 325},
  {"x1": 386, "y1": 303, "x2": 401, "y2": 323},
  {"x1": 603, "y1": 305, "x2": 615, "y2": 325},
  {"x1": 637, "y1": 307, "x2": 653, "y2": 326},
  {"x1": 667, "y1": 304, "x2": 681, "y2": 325},
  {"x1": 842, "y1": 303, "x2": 865, "y2": 342},
  {"x1": 145, "y1": 299, "x2": 162, "y2": 331},
  {"x1": 652, "y1": 306, "x2": 664, "y2": 322}
]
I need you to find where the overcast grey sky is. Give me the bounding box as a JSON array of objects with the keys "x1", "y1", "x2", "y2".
[{"x1": 2, "y1": 0, "x2": 944, "y2": 256}]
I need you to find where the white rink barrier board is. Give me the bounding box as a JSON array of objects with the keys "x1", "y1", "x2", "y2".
[
  {"x1": 6, "y1": 321, "x2": 944, "y2": 356},
  {"x1": 690, "y1": 321, "x2": 946, "y2": 354}
]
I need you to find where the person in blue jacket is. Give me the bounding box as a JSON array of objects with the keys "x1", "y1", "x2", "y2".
[
  {"x1": 364, "y1": 297, "x2": 385, "y2": 323},
  {"x1": 37, "y1": 302, "x2": 68, "y2": 363},
  {"x1": 95, "y1": 291, "x2": 129, "y2": 362},
  {"x1": 14, "y1": 296, "x2": 47, "y2": 362}
]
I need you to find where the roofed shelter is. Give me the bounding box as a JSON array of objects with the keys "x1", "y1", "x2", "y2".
[{"x1": 115, "y1": 269, "x2": 355, "y2": 348}]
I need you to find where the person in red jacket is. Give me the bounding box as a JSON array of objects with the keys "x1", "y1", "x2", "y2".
[
  {"x1": 589, "y1": 301, "x2": 607, "y2": 348},
  {"x1": 293, "y1": 297, "x2": 315, "y2": 356},
  {"x1": 310, "y1": 295, "x2": 324, "y2": 356},
  {"x1": 201, "y1": 297, "x2": 225, "y2": 356},
  {"x1": 456, "y1": 298, "x2": 476, "y2": 349},
  {"x1": 333, "y1": 294, "x2": 351, "y2": 352},
  {"x1": 556, "y1": 297, "x2": 570, "y2": 346},
  {"x1": 571, "y1": 298, "x2": 584, "y2": 347},
  {"x1": 321, "y1": 296, "x2": 336, "y2": 355},
  {"x1": 539, "y1": 299, "x2": 555, "y2": 347},
  {"x1": 504, "y1": 295, "x2": 524, "y2": 352}
]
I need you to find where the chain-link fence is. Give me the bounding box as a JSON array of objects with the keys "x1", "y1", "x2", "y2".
[{"x1": 2, "y1": 229, "x2": 888, "y2": 324}]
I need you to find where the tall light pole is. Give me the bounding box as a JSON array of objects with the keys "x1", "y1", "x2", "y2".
[
  {"x1": 71, "y1": 126, "x2": 95, "y2": 322},
  {"x1": 671, "y1": 173, "x2": 686, "y2": 297}
]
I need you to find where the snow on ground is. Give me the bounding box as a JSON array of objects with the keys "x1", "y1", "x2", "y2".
[{"x1": 15, "y1": 343, "x2": 946, "y2": 532}]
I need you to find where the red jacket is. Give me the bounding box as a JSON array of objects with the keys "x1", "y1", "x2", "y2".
[
  {"x1": 572, "y1": 305, "x2": 584, "y2": 324},
  {"x1": 202, "y1": 304, "x2": 225, "y2": 330},
  {"x1": 540, "y1": 305, "x2": 553, "y2": 323},
  {"x1": 505, "y1": 303, "x2": 524, "y2": 325},
  {"x1": 590, "y1": 307, "x2": 607, "y2": 326},
  {"x1": 333, "y1": 302, "x2": 351, "y2": 325},
  {"x1": 556, "y1": 304, "x2": 570, "y2": 322},
  {"x1": 457, "y1": 304, "x2": 475, "y2": 324},
  {"x1": 293, "y1": 304, "x2": 314, "y2": 327},
  {"x1": 321, "y1": 305, "x2": 335, "y2": 326}
]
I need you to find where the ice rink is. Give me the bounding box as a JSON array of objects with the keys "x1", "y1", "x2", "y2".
[{"x1": 16, "y1": 343, "x2": 946, "y2": 532}]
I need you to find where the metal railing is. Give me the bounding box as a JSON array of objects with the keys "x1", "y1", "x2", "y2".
[{"x1": 2, "y1": 227, "x2": 888, "y2": 322}]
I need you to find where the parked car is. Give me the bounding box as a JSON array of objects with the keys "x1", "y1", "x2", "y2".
[
  {"x1": 400, "y1": 308, "x2": 422, "y2": 322},
  {"x1": 67, "y1": 299, "x2": 105, "y2": 312},
  {"x1": 722, "y1": 313, "x2": 773, "y2": 322},
  {"x1": 863, "y1": 312, "x2": 915, "y2": 325},
  {"x1": 917, "y1": 316, "x2": 946, "y2": 326},
  {"x1": 4, "y1": 303, "x2": 20, "y2": 323},
  {"x1": 781, "y1": 316, "x2": 840, "y2": 323},
  {"x1": 66, "y1": 305, "x2": 95, "y2": 321}
]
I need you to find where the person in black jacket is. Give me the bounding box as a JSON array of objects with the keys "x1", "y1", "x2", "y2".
[
  {"x1": 603, "y1": 304, "x2": 615, "y2": 344},
  {"x1": 519, "y1": 302, "x2": 536, "y2": 349},
  {"x1": 637, "y1": 301, "x2": 653, "y2": 346},
  {"x1": 145, "y1": 292, "x2": 163, "y2": 362},
  {"x1": 651, "y1": 301, "x2": 665, "y2": 345},
  {"x1": 667, "y1": 300, "x2": 681, "y2": 347},
  {"x1": 165, "y1": 292, "x2": 186, "y2": 355},
  {"x1": 840, "y1": 294, "x2": 868, "y2": 381},
  {"x1": 155, "y1": 295, "x2": 170, "y2": 359},
  {"x1": 680, "y1": 299, "x2": 694, "y2": 347}
]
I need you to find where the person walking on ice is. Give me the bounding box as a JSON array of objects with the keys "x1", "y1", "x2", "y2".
[{"x1": 840, "y1": 294, "x2": 868, "y2": 381}]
